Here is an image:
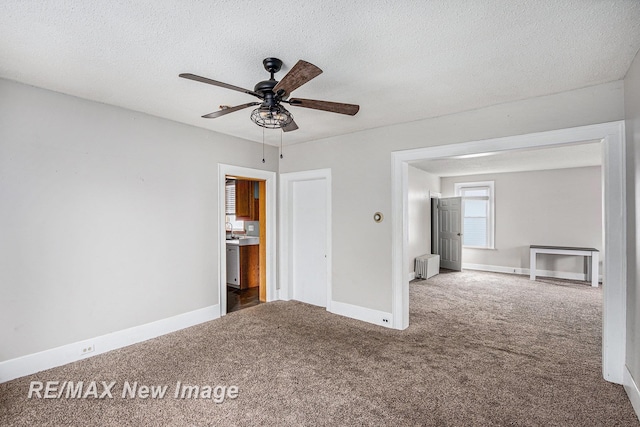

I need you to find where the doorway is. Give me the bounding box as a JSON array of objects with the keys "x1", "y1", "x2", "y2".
[
  {"x1": 218, "y1": 164, "x2": 277, "y2": 316},
  {"x1": 391, "y1": 121, "x2": 627, "y2": 384},
  {"x1": 225, "y1": 178, "x2": 265, "y2": 313}
]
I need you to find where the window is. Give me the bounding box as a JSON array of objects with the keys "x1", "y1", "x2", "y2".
[
  {"x1": 225, "y1": 181, "x2": 244, "y2": 231},
  {"x1": 225, "y1": 215, "x2": 244, "y2": 232},
  {"x1": 225, "y1": 181, "x2": 236, "y2": 215},
  {"x1": 454, "y1": 181, "x2": 495, "y2": 249}
]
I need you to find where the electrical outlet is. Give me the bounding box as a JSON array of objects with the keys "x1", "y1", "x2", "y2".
[
  {"x1": 382, "y1": 318, "x2": 390, "y2": 324},
  {"x1": 80, "y1": 344, "x2": 95, "y2": 356},
  {"x1": 248, "y1": 225, "x2": 254, "y2": 231}
]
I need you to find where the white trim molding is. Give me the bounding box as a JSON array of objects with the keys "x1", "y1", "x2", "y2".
[
  {"x1": 218, "y1": 164, "x2": 278, "y2": 315},
  {"x1": 391, "y1": 121, "x2": 626, "y2": 384},
  {"x1": 279, "y1": 169, "x2": 332, "y2": 309},
  {"x1": 329, "y1": 301, "x2": 393, "y2": 328},
  {"x1": 0, "y1": 304, "x2": 220, "y2": 384},
  {"x1": 624, "y1": 367, "x2": 640, "y2": 420}
]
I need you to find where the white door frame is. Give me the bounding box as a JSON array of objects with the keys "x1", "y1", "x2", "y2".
[
  {"x1": 279, "y1": 169, "x2": 332, "y2": 309},
  {"x1": 391, "y1": 121, "x2": 627, "y2": 384},
  {"x1": 218, "y1": 164, "x2": 277, "y2": 315}
]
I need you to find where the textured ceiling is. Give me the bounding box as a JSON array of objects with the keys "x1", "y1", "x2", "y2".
[
  {"x1": 1, "y1": 1, "x2": 639, "y2": 146},
  {"x1": 411, "y1": 141, "x2": 602, "y2": 177}
]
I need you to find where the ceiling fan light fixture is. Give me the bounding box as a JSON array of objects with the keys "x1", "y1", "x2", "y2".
[{"x1": 250, "y1": 105, "x2": 293, "y2": 129}]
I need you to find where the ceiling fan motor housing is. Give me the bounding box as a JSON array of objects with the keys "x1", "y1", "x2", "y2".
[
  {"x1": 254, "y1": 79, "x2": 277, "y2": 95},
  {"x1": 255, "y1": 58, "x2": 283, "y2": 98}
]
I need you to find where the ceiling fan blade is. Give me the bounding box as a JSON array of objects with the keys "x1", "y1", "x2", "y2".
[
  {"x1": 288, "y1": 98, "x2": 359, "y2": 116},
  {"x1": 282, "y1": 119, "x2": 299, "y2": 132},
  {"x1": 273, "y1": 60, "x2": 322, "y2": 98},
  {"x1": 179, "y1": 73, "x2": 262, "y2": 98},
  {"x1": 201, "y1": 102, "x2": 260, "y2": 119}
]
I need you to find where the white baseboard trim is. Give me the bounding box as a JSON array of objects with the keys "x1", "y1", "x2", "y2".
[
  {"x1": 624, "y1": 366, "x2": 640, "y2": 420},
  {"x1": 462, "y1": 263, "x2": 603, "y2": 282},
  {"x1": 408, "y1": 272, "x2": 416, "y2": 281},
  {"x1": 0, "y1": 304, "x2": 220, "y2": 384},
  {"x1": 329, "y1": 300, "x2": 393, "y2": 328}
]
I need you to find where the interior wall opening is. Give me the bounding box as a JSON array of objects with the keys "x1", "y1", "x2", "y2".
[
  {"x1": 391, "y1": 121, "x2": 627, "y2": 384},
  {"x1": 218, "y1": 164, "x2": 276, "y2": 318},
  {"x1": 224, "y1": 176, "x2": 266, "y2": 313}
]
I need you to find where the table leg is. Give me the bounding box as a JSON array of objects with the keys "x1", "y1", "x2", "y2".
[
  {"x1": 530, "y1": 249, "x2": 536, "y2": 281},
  {"x1": 591, "y1": 252, "x2": 599, "y2": 287}
]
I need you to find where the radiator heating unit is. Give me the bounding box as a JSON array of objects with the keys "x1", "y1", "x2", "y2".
[{"x1": 415, "y1": 254, "x2": 440, "y2": 279}]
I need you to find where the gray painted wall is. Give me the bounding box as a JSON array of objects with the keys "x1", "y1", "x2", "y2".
[
  {"x1": 408, "y1": 166, "x2": 440, "y2": 274},
  {"x1": 0, "y1": 75, "x2": 630, "y2": 366},
  {"x1": 624, "y1": 48, "x2": 640, "y2": 387},
  {"x1": 441, "y1": 167, "x2": 602, "y2": 274},
  {"x1": 0, "y1": 79, "x2": 278, "y2": 361},
  {"x1": 279, "y1": 80, "x2": 624, "y2": 312}
]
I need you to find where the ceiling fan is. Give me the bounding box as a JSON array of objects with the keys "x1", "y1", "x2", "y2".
[{"x1": 179, "y1": 58, "x2": 359, "y2": 132}]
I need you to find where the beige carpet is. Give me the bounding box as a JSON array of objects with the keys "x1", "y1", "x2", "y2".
[{"x1": 1, "y1": 270, "x2": 638, "y2": 426}]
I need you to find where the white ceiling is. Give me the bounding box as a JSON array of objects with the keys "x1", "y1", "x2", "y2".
[
  {"x1": 411, "y1": 140, "x2": 602, "y2": 177},
  {"x1": 1, "y1": 1, "x2": 639, "y2": 146}
]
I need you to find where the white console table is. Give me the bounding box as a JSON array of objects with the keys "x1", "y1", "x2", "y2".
[{"x1": 529, "y1": 245, "x2": 599, "y2": 287}]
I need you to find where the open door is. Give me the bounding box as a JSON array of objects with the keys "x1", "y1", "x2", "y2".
[{"x1": 437, "y1": 197, "x2": 462, "y2": 271}]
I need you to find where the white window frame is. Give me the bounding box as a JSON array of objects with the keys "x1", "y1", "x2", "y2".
[{"x1": 454, "y1": 181, "x2": 495, "y2": 249}]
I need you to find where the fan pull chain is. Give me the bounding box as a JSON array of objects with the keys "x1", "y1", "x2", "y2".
[
  {"x1": 262, "y1": 126, "x2": 265, "y2": 163},
  {"x1": 280, "y1": 129, "x2": 284, "y2": 159}
]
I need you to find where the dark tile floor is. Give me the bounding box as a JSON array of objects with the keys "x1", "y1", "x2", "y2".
[{"x1": 227, "y1": 286, "x2": 261, "y2": 313}]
